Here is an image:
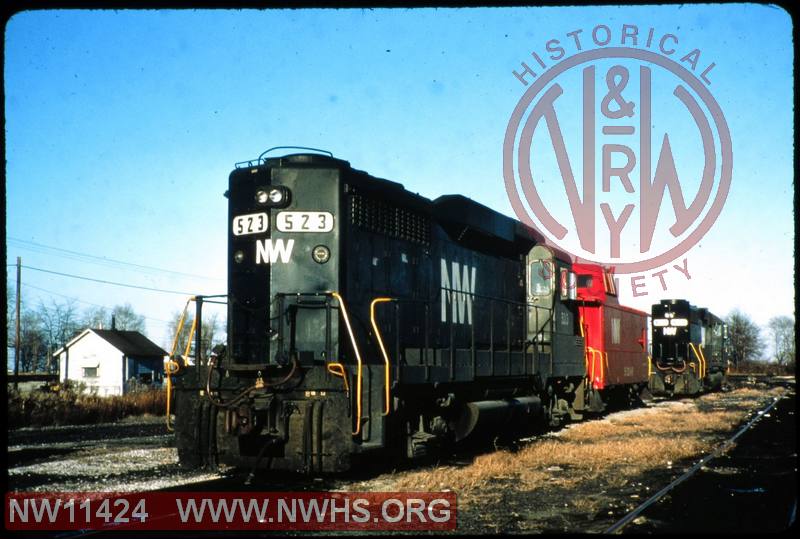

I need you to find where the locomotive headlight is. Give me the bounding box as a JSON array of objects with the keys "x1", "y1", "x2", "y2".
[
  {"x1": 255, "y1": 189, "x2": 269, "y2": 204},
  {"x1": 268, "y1": 188, "x2": 284, "y2": 204},
  {"x1": 670, "y1": 318, "x2": 688, "y2": 327},
  {"x1": 234, "y1": 250, "x2": 245, "y2": 263},
  {"x1": 255, "y1": 186, "x2": 291, "y2": 207},
  {"x1": 312, "y1": 245, "x2": 330, "y2": 264},
  {"x1": 653, "y1": 319, "x2": 669, "y2": 327}
]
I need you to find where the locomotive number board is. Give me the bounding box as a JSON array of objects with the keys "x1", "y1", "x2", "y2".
[
  {"x1": 276, "y1": 211, "x2": 334, "y2": 233},
  {"x1": 232, "y1": 212, "x2": 269, "y2": 236}
]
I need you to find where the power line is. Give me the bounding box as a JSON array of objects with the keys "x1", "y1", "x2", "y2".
[
  {"x1": 21, "y1": 282, "x2": 171, "y2": 325},
  {"x1": 23, "y1": 265, "x2": 202, "y2": 296},
  {"x1": 8, "y1": 237, "x2": 223, "y2": 281}
]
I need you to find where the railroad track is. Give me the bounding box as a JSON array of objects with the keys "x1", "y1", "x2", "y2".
[{"x1": 603, "y1": 394, "x2": 788, "y2": 534}]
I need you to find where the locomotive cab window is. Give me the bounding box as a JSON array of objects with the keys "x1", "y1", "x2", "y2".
[
  {"x1": 611, "y1": 318, "x2": 621, "y2": 344},
  {"x1": 529, "y1": 260, "x2": 552, "y2": 296}
]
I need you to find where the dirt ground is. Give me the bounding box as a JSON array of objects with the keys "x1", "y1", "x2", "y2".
[{"x1": 344, "y1": 382, "x2": 791, "y2": 533}]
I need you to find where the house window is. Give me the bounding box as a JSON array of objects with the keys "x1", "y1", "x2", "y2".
[{"x1": 83, "y1": 367, "x2": 98, "y2": 378}]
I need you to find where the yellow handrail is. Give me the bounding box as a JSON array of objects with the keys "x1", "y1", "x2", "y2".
[
  {"x1": 647, "y1": 355, "x2": 653, "y2": 377},
  {"x1": 370, "y1": 297, "x2": 394, "y2": 416},
  {"x1": 169, "y1": 298, "x2": 193, "y2": 360},
  {"x1": 165, "y1": 296, "x2": 195, "y2": 432},
  {"x1": 579, "y1": 316, "x2": 591, "y2": 388},
  {"x1": 332, "y1": 292, "x2": 365, "y2": 436},
  {"x1": 587, "y1": 346, "x2": 601, "y2": 387},
  {"x1": 688, "y1": 342, "x2": 705, "y2": 379},
  {"x1": 164, "y1": 359, "x2": 181, "y2": 431},
  {"x1": 165, "y1": 375, "x2": 172, "y2": 431},
  {"x1": 183, "y1": 317, "x2": 198, "y2": 359},
  {"x1": 698, "y1": 344, "x2": 708, "y2": 379},
  {"x1": 326, "y1": 362, "x2": 350, "y2": 396}
]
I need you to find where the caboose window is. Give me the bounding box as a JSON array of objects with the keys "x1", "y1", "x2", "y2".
[
  {"x1": 529, "y1": 261, "x2": 552, "y2": 296},
  {"x1": 577, "y1": 275, "x2": 593, "y2": 288}
]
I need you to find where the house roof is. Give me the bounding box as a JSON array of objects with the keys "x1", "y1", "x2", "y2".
[
  {"x1": 54, "y1": 329, "x2": 167, "y2": 358},
  {"x1": 92, "y1": 329, "x2": 168, "y2": 357}
]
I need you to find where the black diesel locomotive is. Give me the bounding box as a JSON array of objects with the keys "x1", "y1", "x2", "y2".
[
  {"x1": 649, "y1": 299, "x2": 729, "y2": 396},
  {"x1": 171, "y1": 150, "x2": 596, "y2": 473}
]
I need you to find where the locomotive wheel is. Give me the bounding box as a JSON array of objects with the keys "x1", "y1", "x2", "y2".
[
  {"x1": 544, "y1": 386, "x2": 568, "y2": 427},
  {"x1": 174, "y1": 389, "x2": 218, "y2": 470}
]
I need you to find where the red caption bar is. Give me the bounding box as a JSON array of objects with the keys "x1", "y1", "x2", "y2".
[{"x1": 5, "y1": 491, "x2": 457, "y2": 531}]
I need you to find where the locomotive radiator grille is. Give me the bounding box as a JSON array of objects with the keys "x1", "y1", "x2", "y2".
[{"x1": 349, "y1": 193, "x2": 430, "y2": 245}]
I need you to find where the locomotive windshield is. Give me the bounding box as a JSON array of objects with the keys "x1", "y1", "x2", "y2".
[{"x1": 529, "y1": 260, "x2": 552, "y2": 296}]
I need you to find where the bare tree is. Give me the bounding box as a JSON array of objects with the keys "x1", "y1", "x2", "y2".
[
  {"x1": 111, "y1": 303, "x2": 146, "y2": 332},
  {"x1": 82, "y1": 306, "x2": 110, "y2": 329},
  {"x1": 767, "y1": 315, "x2": 795, "y2": 366},
  {"x1": 6, "y1": 282, "x2": 14, "y2": 341},
  {"x1": 166, "y1": 310, "x2": 223, "y2": 360},
  {"x1": 19, "y1": 310, "x2": 47, "y2": 372},
  {"x1": 7, "y1": 282, "x2": 49, "y2": 372},
  {"x1": 726, "y1": 309, "x2": 765, "y2": 366},
  {"x1": 37, "y1": 299, "x2": 82, "y2": 372},
  {"x1": 7, "y1": 282, "x2": 16, "y2": 365}
]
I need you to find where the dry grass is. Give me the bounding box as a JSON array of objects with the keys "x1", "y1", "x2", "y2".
[
  {"x1": 728, "y1": 360, "x2": 794, "y2": 376},
  {"x1": 8, "y1": 382, "x2": 166, "y2": 429},
  {"x1": 392, "y1": 387, "x2": 782, "y2": 493}
]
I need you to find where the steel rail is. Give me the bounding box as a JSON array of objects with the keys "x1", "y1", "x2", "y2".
[{"x1": 603, "y1": 395, "x2": 784, "y2": 534}]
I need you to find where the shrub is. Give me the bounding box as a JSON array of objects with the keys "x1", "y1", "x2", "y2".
[{"x1": 7, "y1": 382, "x2": 167, "y2": 430}]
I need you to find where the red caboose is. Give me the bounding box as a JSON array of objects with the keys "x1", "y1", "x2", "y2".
[{"x1": 573, "y1": 264, "x2": 649, "y2": 407}]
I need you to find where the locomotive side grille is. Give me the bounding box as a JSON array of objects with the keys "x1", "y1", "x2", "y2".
[{"x1": 350, "y1": 193, "x2": 430, "y2": 245}]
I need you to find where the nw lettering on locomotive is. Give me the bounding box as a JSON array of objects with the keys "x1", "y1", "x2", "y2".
[
  {"x1": 255, "y1": 238, "x2": 295, "y2": 264},
  {"x1": 440, "y1": 259, "x2": 476, "y2": 325}
]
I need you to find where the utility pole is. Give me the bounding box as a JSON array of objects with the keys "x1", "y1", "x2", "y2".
[{"x1": 14, "y1": 256, "x2": 21, "y2": 389}]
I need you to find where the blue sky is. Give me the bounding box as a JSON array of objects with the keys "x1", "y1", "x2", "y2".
[{"x1": 5, "y1": 6, "x2": 794, "y2": 353}]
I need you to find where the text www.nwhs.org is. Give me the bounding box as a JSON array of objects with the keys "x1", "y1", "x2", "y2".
[{"x1": 5, "y1": 492, "x2": 457, "y2": 531}]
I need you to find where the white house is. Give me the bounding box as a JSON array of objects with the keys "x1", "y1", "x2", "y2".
[{"x1": 54, "y1": 329, "x2": 167, "y2": 396}]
